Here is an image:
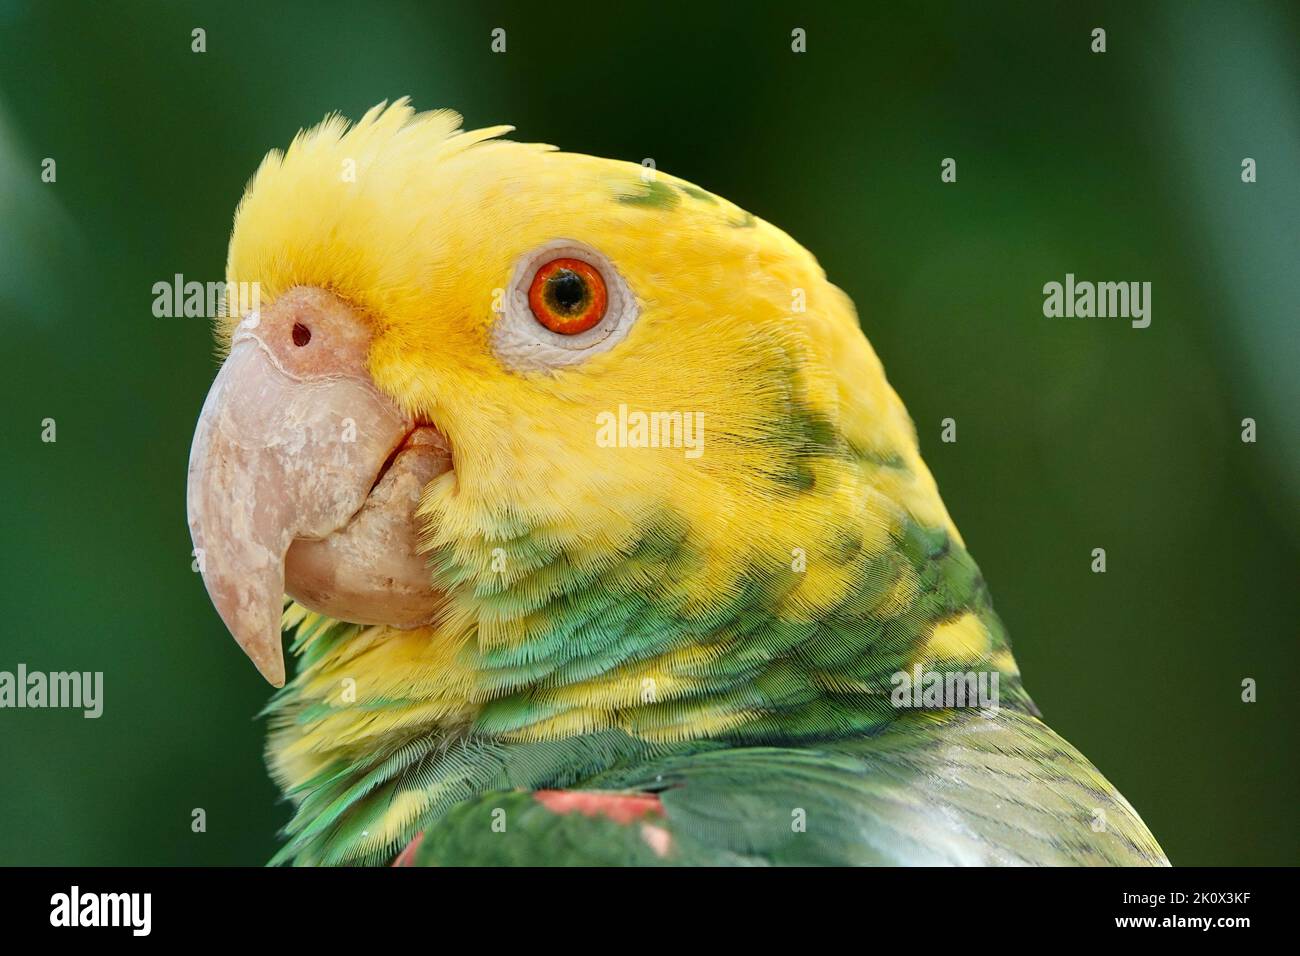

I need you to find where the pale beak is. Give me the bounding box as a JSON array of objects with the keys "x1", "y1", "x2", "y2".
[{"x1": 186, "y1": 288, "x2": 448, "y2": 686}]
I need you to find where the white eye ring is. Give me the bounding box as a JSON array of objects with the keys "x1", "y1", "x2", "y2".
[{"x1": 492, "y1": 239, "x2": 638, "y2": 373}]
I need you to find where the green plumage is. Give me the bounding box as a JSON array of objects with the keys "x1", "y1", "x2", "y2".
[
  {"x1": 265, "y1": 510, "x2": 1165, "y2": 866},
  {"x1": 407, "y1": 711, "x2": 1165, "y2": 866}
]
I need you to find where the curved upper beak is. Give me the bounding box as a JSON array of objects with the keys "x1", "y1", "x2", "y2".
[{"x1": 186, "y1": 289, "x2": 414, "y2": 686}]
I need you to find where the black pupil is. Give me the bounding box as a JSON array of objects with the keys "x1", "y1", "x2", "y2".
[{"x1": 545, "y1": 269, "x2": 588, "y2": 315}]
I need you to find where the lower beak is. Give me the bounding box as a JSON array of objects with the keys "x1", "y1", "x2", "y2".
[{"x1": 186, "y1": 288, "x2": 436, "y2": 686}]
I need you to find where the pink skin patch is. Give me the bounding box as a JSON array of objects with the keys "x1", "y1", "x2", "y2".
[
  {"x1": 640, "y1": 823, "x2": 673, "y2": 858},
  {"x1": 534, "y1": 790, "x2": 665, "y2": 826},
  {"x1": 391, "y1": 832, "x2": 425, "y2": 867}
]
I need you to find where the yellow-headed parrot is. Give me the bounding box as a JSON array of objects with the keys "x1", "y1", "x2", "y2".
[{"x1": 186, "y1": 100, "x2": 1167, "y2": 866}]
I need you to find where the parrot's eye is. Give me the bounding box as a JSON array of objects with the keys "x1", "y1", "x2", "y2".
[
  {"x1": 528, "y1": 258, "x2": 607, "y2": 335},
  {"x1": 493, "y1": 239, "x2": 639, "y2": 373},
  {"x1": 291, "y1": 323, "x2": 312, "y2": 347}
]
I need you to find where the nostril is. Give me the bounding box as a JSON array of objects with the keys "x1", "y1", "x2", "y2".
[{"x1": 292, "y1": 323, "x2": 312, "y2": 347}]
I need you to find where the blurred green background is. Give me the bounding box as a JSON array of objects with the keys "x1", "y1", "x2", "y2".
[{"x1": 1, "y1": 0, "x2": 1296, "y2": 865}]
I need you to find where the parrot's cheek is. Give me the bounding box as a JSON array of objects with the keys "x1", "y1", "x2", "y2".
[{"x1": 186, "y1": 287, "x2": 448, "y2": 687}]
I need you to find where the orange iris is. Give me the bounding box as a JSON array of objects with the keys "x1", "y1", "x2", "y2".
[{"x1": 527, "y1": 258, "x2": 608, "y2": 335}]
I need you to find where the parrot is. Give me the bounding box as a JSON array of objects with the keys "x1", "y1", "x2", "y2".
[{"x1": 186, "y1": 98, "x2": 1168, "y2": 866}]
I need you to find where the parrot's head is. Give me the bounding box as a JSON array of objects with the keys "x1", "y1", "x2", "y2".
[{"x1": 189, "y1": 101, "x2": 976, "y2": 774}]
